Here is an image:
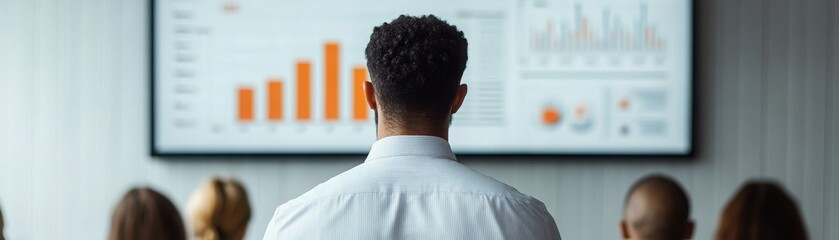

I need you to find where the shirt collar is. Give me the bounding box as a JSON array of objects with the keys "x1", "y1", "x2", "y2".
[{"x1": 365, "y1": 135, "x2": 457, "y2": 162}]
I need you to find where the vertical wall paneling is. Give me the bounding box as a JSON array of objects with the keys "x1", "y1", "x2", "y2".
[
  {"x1": 588, "y1": 163, "x2": 606, "y2": 240},
  {"x1": 12, "y1": 0, "x2": 38, "y2": 238},
  {"x1": 688, "y1": 1, "x2": 717, "y2": 239},
  {"x1": 784, "y1": 0, "x2": 805, "y2": 198},
  {"x1": 35, "y1": 0, "x2": 61, "y2": 236},
  {"x1": 600, "y1": 161, "x2": 624, "y2": 240},
  {"x1": 762, "y1": 0, "x2": 791, "y2": 179},
  {"x1": 737, "y1": 0, "x2": 765, "y2": 181},
  {"x1": 712, "y1": 0, "x2": 741, "y2": 224},
  {"x1": 802, "y1": 0, "x2": 830, "y2": 238},
  {"x1": 0, "y1": 0, "x2": 10, "y2": 237},
  {"x1": 829, "y1": 0, "x2": 838, "y2": 237},
  {"x1": 0, "y1": 0, "x2": 10, "y2": 204},
  {"x1": 552, "y1": 161, "x2": 585, "y2": 240}
]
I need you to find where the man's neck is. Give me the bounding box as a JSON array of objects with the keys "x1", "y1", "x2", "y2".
[{"x1": 377, "y1": 122, "x2": 449, "y2": 141}]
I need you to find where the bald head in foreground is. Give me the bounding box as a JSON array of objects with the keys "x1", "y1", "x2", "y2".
[{"x1": 621, "y1": 174, "x2": 694, "y2": 240}]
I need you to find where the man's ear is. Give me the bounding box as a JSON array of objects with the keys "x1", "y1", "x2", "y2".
[
  {"x1": 451, "y1": 84, "x2": 468, "y2": 114},
  {"x1": 683, "y1": 220, "x2": 695, "y2": 239},
  {"x1": 620, "y1": 220, "x2": 630, "y2": 239},
  {"x1": 363, "y1": 81, "x2": 377, "y2": 110}
]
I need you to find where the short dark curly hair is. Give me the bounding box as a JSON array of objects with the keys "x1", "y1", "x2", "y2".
[{"x1": 365, "y1": 15, "x2": 468, "y2": 125}]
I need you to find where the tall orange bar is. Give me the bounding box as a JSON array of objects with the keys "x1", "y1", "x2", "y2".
[
  {"x1": 267, "y1": 80, "x2": 283, "y2": 121},
  {"x1": 352, "y1": 66, "x2": 368, "y2": 121},
  {"x1": 324, "y1": 42, "x2": 340, "y2": 121},
  {"x1": 237, "y1": 87, "x2": 254, "y2": 122},
  {"x1": 296, "y1": 61, "x2": 312, "y2": 121}
]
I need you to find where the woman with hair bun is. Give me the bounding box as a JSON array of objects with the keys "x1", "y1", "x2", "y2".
[{"x1": 188, "y1": 177, "x2": 252, "y2": 240}]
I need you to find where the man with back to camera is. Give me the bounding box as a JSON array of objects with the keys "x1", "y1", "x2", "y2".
[
  {"x1": 263, "y1": 15, "x2": 561, "y2": 240},
  {"x1": 621, "y1": 174, "x2": 694, "y2": 240}
]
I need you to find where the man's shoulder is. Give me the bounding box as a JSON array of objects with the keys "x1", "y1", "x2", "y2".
[
  {"x1": 263, "y1": 157, "x2": 561, "y2": 240},
  {"x1": 278, "y1": 157, "x2": 541, "y2": 208}
]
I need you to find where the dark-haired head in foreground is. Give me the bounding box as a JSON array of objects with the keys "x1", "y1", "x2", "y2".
[
  {"x1": 621, "y1": 174, "x2": 694, "y2": 240},
  {"x1": 364, "y1": 14, "x2": 468, "y2": 139},
  {"x1": 715, "y1": 181, "x2": 808, "y2": 240},
  {"x1": 109, "y1": 187, "x2": 186, "y2": 240},
  {"x1": 0, "y1": 203, "x2": 4, "y2": 240}
]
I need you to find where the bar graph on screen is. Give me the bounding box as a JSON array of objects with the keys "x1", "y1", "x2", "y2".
[
  {"x1": 232, "y1": 42, "x2": 368, "y2": 124},
  {"x1": 517, "y1": 0, "x2": 672, "y2": 70},
  {"x1": 526, "y1": 3, "x2": 665, "y2": 53}
]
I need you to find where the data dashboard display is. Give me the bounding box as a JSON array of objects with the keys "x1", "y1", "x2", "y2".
[{"x1": 152, "y1": 0, "x2": 693, "y2": 155}]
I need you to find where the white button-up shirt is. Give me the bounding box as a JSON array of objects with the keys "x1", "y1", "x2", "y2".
[{"x1": 263, "y1": 136, "x2": 561, "y2": 240}]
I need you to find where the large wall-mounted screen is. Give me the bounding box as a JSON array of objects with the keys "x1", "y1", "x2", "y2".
[{"x1": 152, "y1": 0, "x2": 693, "y2": 155}]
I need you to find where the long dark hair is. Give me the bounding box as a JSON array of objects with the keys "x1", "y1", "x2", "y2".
[
  {"x1": 715, "y1": 181, "x2": 808, "y2": 240},
  {"x1": 109, "y1": 187, "x2": 186, "y2": 240}
]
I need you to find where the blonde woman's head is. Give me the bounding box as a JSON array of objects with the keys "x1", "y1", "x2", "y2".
[{"x1": 187, "y1": 177, "x2": 252, "y2": 240}]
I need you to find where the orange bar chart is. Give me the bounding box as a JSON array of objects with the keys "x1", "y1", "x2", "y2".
[
  {"x1": 353, "y1": 66, "x2": 368, "y2": 121},
  {"x1": 234, "y1": 41, "x2": 371, "y2": 123},
  {"x1": 237, "y1": 87, "x2": 254, "y2": 122},
  {"x1": 267, "y1": 80, "x2": 283, "y2": 121},
  {"x1": 296, "y1": 61, "x2": 312, "y2": 121},
  {"x1": 325, "y1": 42, "x2": 340, "y2": 121}
]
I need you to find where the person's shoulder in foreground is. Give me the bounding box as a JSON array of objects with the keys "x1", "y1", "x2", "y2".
[{"x1": 263, "y1": 14, "x2": 560, "y2": 240}]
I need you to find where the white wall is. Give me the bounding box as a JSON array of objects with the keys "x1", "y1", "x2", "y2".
[{"x1": 0, "y1": 0, "x2": 836, "y2": 239}]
